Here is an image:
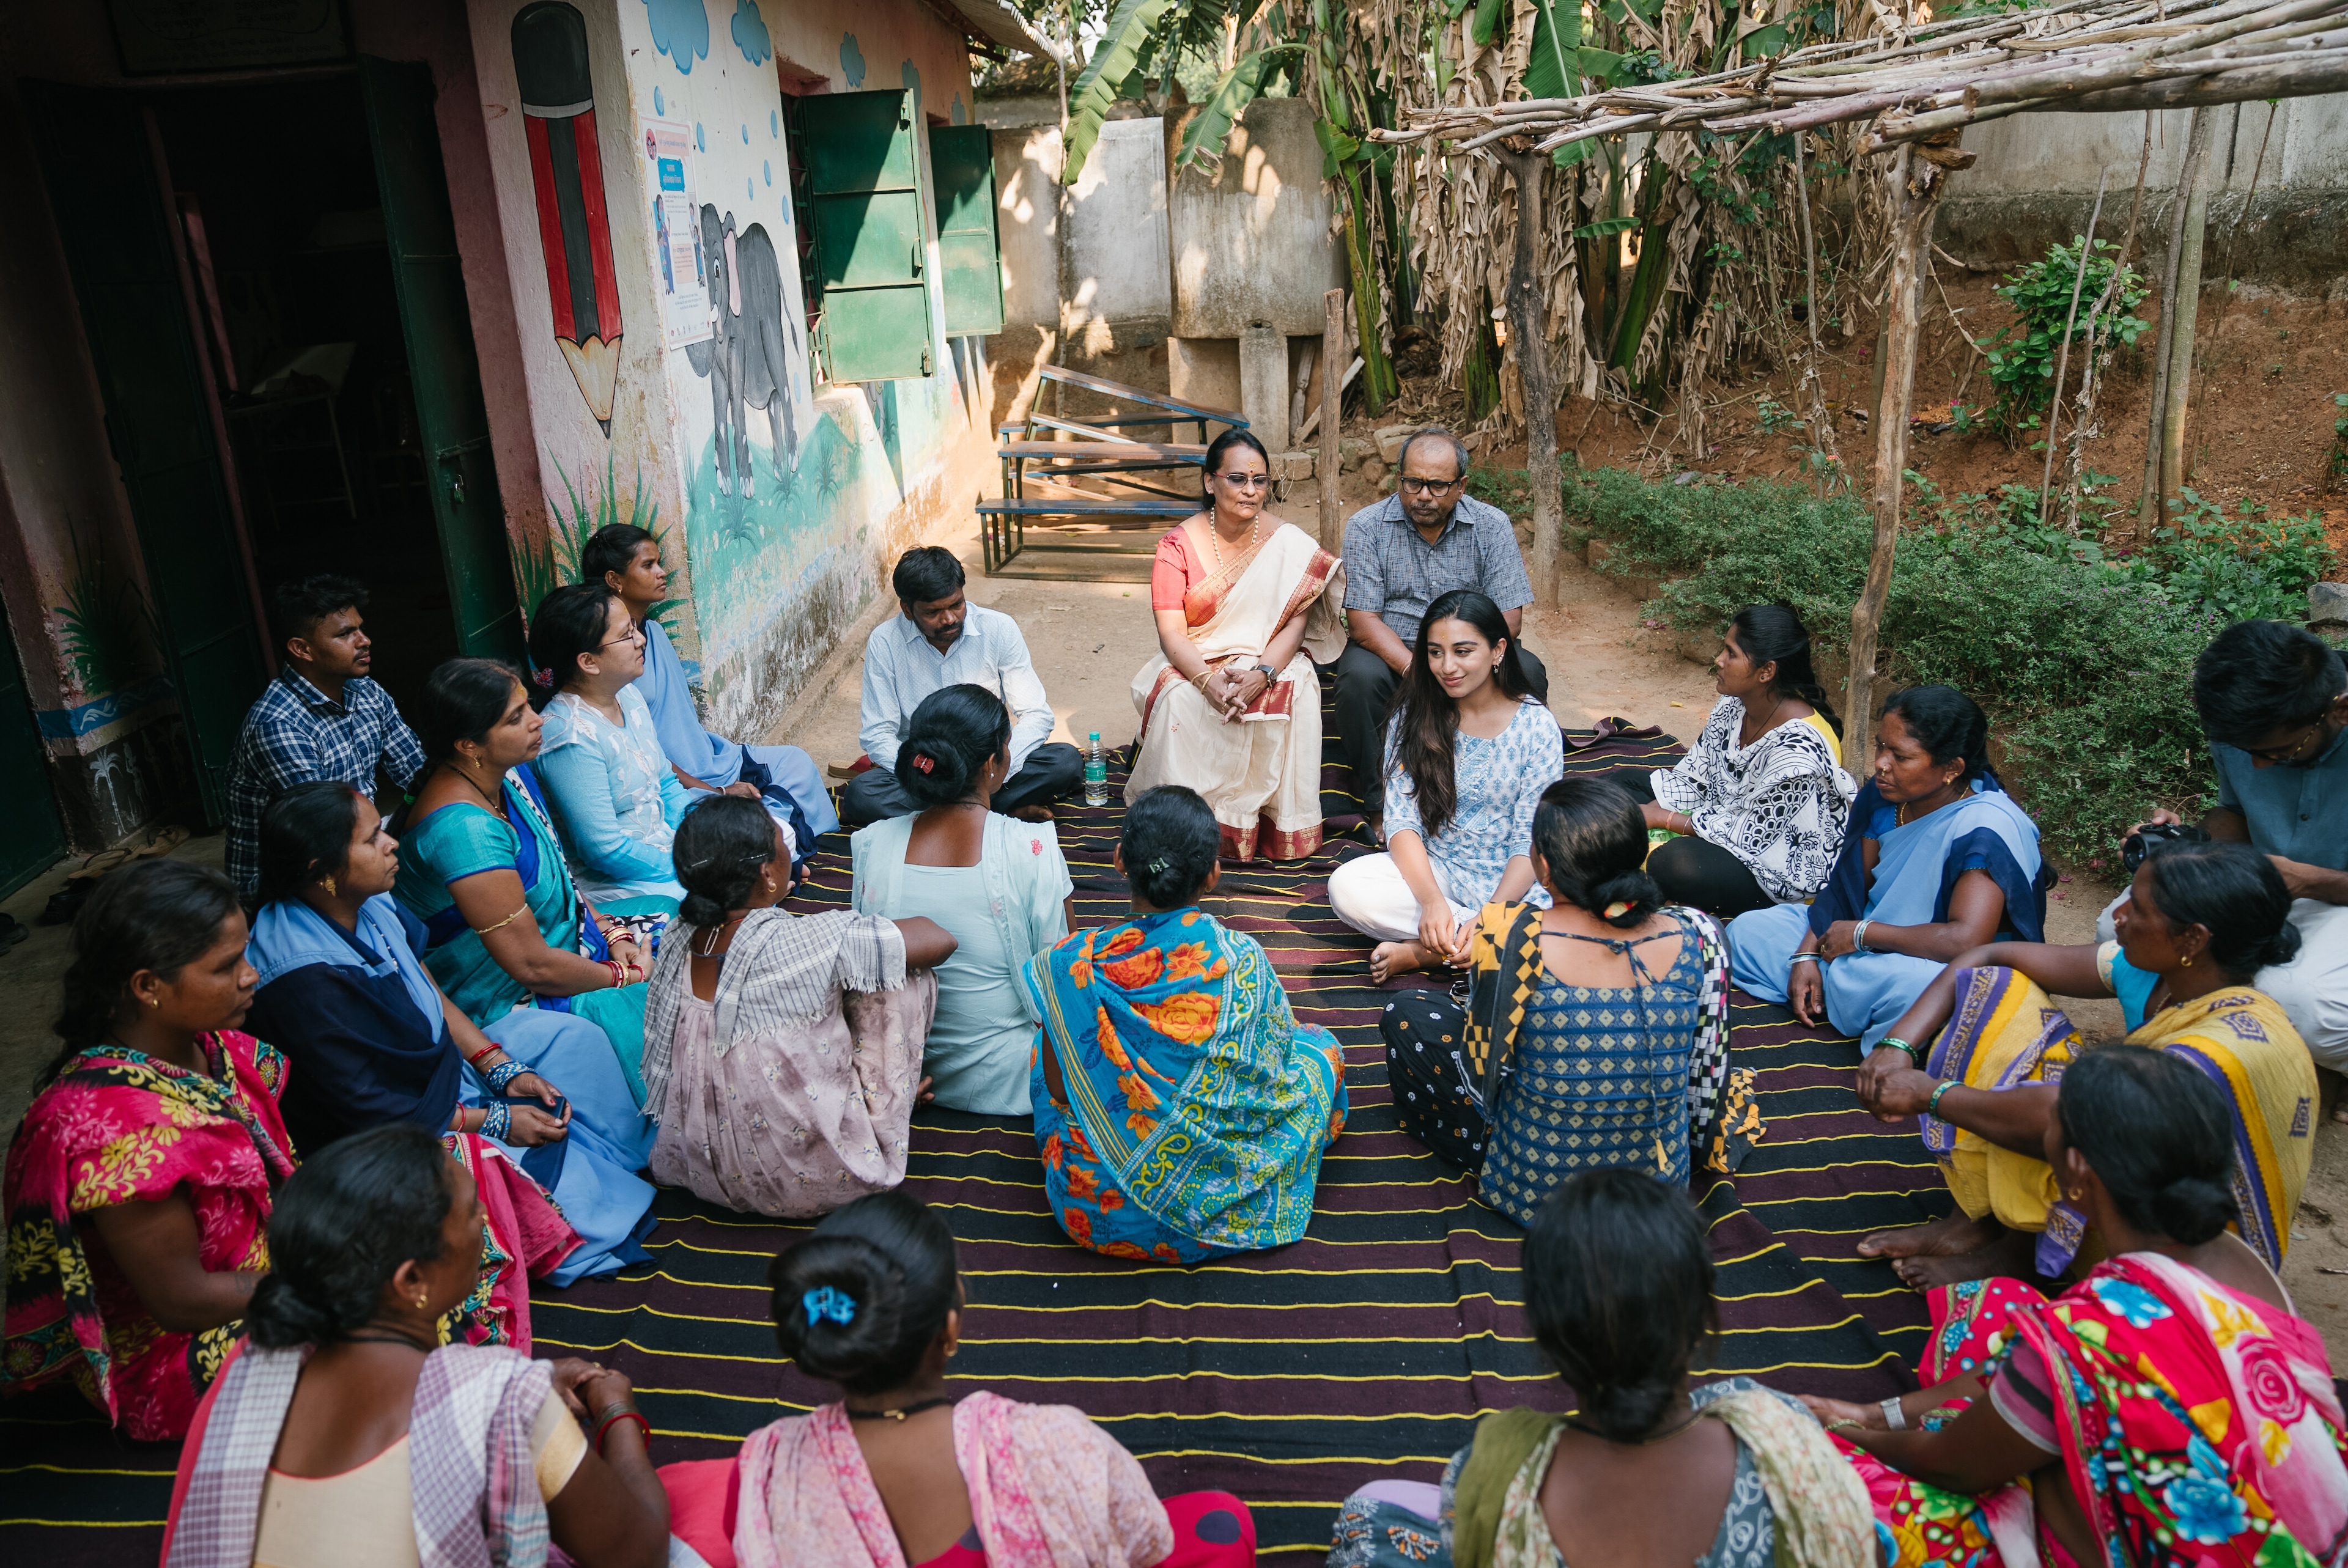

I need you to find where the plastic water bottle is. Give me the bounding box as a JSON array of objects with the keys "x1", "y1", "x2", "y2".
[{"x1": 1084, "y1": 731, "x2": 1109, "y2": 806}]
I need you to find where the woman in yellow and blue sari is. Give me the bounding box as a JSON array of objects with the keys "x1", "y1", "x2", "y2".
[
  {"x1": 1853, "y1": 838, "x2": 2316, "y2": 1292},
  {"x1": 1021, "y1": 786, "x2": 1346, "y2": 1264}
]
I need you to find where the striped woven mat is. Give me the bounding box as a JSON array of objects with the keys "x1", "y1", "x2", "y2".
[{"x1": 0, "y1": 708, "x2": 1954, "y2": 1563}]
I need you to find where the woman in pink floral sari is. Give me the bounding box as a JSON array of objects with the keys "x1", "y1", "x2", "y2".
[
  {"x1": 1804, "y1": 1047, "x2": 2348, "y2": 1568},
  {"x1": 1, "y1": 861, "x2": 292, "y2": 1442}
]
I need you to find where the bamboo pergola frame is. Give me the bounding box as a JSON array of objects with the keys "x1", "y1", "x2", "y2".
[{"x1": 1373, "y1": 0, "x2": 2348, "y2": 767}]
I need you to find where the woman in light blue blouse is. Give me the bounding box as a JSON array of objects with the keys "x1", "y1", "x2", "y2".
[
  {"x1": 1329, "y1": 589, "x2": 1563, "y2": 981},
  {"x1": 528, "y1": 583, "x2": 700, "y2": 915}
]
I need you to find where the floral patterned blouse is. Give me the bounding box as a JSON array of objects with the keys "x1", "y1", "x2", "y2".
[{"x1": 1383, "y1": 698, "x2": 1565, "y2": 908}]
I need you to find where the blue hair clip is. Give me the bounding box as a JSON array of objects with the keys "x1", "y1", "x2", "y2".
[{"x1": 803, "y1": 1286, "x2": 857, "y2": 1326}]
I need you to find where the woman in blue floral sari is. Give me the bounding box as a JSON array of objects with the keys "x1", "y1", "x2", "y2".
[{"x1": 1022, "y1": 786, "x2": 1346, "y2": 1264}]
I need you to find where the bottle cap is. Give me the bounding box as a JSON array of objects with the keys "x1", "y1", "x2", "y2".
[{"x1": 1089, "y1": 731, "x2": 1101, "y2": 741}]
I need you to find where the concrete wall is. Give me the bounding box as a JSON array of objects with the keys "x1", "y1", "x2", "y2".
[
  {"x1": 1165, "y1": 95, "x2": 1339, "y2": 339},
  {"x1": 1938, "y1": 102, "x2": 2348, "y2": 289}
]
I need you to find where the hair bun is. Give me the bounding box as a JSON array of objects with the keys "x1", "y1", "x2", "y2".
[
  {"x1": 2259, "y1": 921, "x2": 2304, "y2": 970},
  {"x1": 246, "y1": 1262, "x2": 352, "y2": 1348},
  {"x1": 1588, "y1": 869, "x2": 1663, "y2": 929},
  {"x1": 2145, "y1": 1174, "x2": 2239, "y2": 1247}
]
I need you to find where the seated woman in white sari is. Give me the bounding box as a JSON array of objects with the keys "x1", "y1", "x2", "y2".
[{"x1": 1125, "y1": 429, "x2": 1345, "y2": 861}]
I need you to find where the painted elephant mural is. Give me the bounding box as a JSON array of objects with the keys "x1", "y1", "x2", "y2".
[{"x1": 684, "y1": 205, "x2": 800, "y2": 495}]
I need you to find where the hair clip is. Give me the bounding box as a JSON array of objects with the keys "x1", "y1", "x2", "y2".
[
  {"x1": 803, "y1": 1286, "x2": 857, "y2": 1326},
  {"x1": 1147, "y1": 856, "x2": 1172, "y2": 875},
  {"x1": 685, "y1": 855, "x2": 714, "y2": 871},
  {"x1": 531, "y1": 667, "x2": 555, "y2": 688},
  {"x1": 912, "y1": 754, "x2": 934, "y2": 773},
  {"x1": 1604, "y1": 900, "x2": 1634, "y2": 919}
]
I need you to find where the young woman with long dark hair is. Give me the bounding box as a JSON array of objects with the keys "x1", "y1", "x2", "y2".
[
  {"x1": 1124, "y1": 427, "x2": 1348, "y2": 861},
  {"x1": 1327, "y1": 588, "x2": 1562, "y2": 980},
  {"x1": 1638, "y1": 604, "x2": 1856, "y2": 918}
]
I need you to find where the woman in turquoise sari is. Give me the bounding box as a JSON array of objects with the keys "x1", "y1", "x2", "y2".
[
  {"x1": 1729, "y1": 686, "x2": 2049, "y2": 1050},
  {"x1": 1022, "y1": 786, "x2": 1346, "y2": 1264},
  {"x1": 393, "y1": 658, "x2": 654, "y2": 1102}
]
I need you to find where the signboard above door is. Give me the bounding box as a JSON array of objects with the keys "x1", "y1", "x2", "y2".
[{"x1": 109, "y1": 0, "x2": 352, "y2": 75}]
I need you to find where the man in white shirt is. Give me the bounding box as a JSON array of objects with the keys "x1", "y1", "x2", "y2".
[{"x1": 843, "y1": 547, "x2": 1082, "y2": 825}]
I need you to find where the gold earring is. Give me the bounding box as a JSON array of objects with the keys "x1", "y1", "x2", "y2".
[
  {"x1": 147, "y1": 996, "x2": 160, "y2": 1009},
  {"x1": 415, "y1": 1292, "x2": 429, "y2": 1310},
  {"x1": 320, "y1": 874, "x2": 336, "y2": 897},
  {"x1": 2181, "y1": 953, "x2": 2192, "y2": 968}
]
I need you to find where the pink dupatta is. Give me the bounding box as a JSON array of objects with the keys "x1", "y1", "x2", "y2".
[{"x1": 731, "y1": 1391, "x2": 1173, "y2": 1568}]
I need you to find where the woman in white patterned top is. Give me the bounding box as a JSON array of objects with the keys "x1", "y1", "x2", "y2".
[
  {"x1": 1637, "y1": 605, "x2": 1855, "y2": 917},
  {"x1": 1329, "y1": 589, "x2": 1563, "y2": 980},
  {"x1": 640, "y1": 796, "x2": 955, "y2": 1218}
]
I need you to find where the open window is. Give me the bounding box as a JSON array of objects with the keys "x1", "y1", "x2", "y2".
[
  {"x1": 928, "y1": 125, "x2": 1003, "y2": 337},
  {"x1": 794, "y1": 88, "x2": 933, "y2": 383}
]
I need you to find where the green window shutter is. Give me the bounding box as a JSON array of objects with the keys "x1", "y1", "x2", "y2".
[
  {"x1": 800, "y1": 89, "x2": 932, "y2": 382},
  {"x1": 929, "y1": 125, "x2": 1003, "y2": 337}
]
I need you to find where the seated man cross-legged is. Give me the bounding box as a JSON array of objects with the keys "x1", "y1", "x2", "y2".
[
  {"x1": 843, "y1": 547, "x2": 1082, "y2": 827},
  {"x1": 2111, "y1": 618, "x2": 2348, "y2": 1095},
  {"x1": 1335, "y1": 427, "x2": 1549, "y2": 841}
]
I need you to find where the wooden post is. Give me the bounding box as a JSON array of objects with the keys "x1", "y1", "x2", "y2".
[
  {"x1": 1844, "y1": 145, "x2": 1949, "y2": 773},
  {"x1": 1320, "y1": 287, "x2": 1345, "y2": 550},
  {"x1": 1498, "y1": 145, "x2": 1563, "y2": 606},
  {"x1": 2159, "y1": 106, "x2": 2216, "y2": 515}
]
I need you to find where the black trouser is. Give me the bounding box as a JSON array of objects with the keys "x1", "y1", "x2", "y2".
[
  {"x1": 1381, "y1": 989, "x2": 1493, "y2": 1174},
  {"x1": 1598, "y1": 770, "x2": 1775, "y2": 919},
  {"x1": 1333, "y1": 639, "x2": 1551, "y2": 819},
  {"x1": 838, "y1": 741, "x2": 1086, "y2": 827}
]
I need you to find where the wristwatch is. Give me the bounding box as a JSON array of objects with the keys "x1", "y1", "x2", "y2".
[{"x1": 1252, "y1": 662, "x2": 1277, "y2": 681}]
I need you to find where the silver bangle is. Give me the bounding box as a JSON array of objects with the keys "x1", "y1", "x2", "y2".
[
  {"x1": 1853, "y1": 918, "x2": 1872, "y2": 953},
  {"x1": 1881, "y1": 1396, "x2": 1907, "y2": 1432},
  {"x1": 1789, "y1": 952, "x2": 1821, "y2": 966}
]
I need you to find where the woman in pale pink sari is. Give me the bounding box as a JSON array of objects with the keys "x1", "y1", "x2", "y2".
[
  {"x1": 660, "y1": 1191, "x2": 1254, "y2": 1567},
  {"x1": 1126, "y1": 429, "x2": 1345, "y2": 861}
]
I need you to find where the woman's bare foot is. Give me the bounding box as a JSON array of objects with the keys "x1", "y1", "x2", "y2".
[
  {"x1": 1891, "y1": 1226, "x2": 2036, "y2": 1290},
  {"x1": 1370, "y1": 940, "x2": 1435, "y2": 983},
  {"x1": 1856, "y1": 1210, "x2": 1996, "y2": 1261}
]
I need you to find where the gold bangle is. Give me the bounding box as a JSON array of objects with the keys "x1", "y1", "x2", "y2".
[{"x1": 471, "y1": 905, "x2": 531, "y2": 936}]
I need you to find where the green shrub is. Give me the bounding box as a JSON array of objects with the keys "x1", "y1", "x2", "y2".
[
  {"x1": 1974, "y1": 237, "x2": 2150, "y2": 443},
  {"x1": 1559, "y1": 467, "x2": 2282, "y2": 869}
]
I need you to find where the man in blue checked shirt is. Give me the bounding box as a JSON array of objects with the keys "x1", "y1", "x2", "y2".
[{"x1": 224, "y1": 576, "x2": 426, "y2": 897}]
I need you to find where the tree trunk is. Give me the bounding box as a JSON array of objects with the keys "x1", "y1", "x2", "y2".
[
  {"x1": 1845, "y1": 146, "x2": 1948, "y2": 773},
  {"x1": 2137, "y1": 108, "x2": 2210, "y2": 525},
  {"x1": 1500, "y1": 146, "x2": 1563, "y2": 606},
  {"x1": 1320, "y1": 287, "x2": 1345, "y2": 550},
  {"x1": 2159, "y1": 106, "x2": 2215, "y2": 514}
]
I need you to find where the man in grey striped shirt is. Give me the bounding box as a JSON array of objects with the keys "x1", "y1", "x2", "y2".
[
  {"x1": 1335, "y1": 427, "x2": 1549, "y2": 834},
  {"x1": 842, "y1": 547, "x2": 1083, "y2": 826}
]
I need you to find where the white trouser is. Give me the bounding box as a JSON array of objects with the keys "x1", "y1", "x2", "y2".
[
  {"x1": 2099, "y1": 889, "x2": 2348, "y2": 1072},
  {"x1": 1328, "y1": 852, "x2": 1475, "y2": 944}
]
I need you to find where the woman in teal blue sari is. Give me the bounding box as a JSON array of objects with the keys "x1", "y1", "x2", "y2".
[
  {"x1": 392, "y1": 658, "x2": 654, "y2": 1102},
  {"x1": 1022, "y1": 786, "x2": 1345, "y2": 1264},
  {"x1": 1729, "y1": 686, "x2": 2050, "y2": 1050}
]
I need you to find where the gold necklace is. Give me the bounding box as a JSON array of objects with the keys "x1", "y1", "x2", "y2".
[{"x1": 1207, "y1": 508, "x2": 1258, "y2": 571}]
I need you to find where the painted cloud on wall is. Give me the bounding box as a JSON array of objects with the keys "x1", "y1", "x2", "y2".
[
  {"x1": 643, "y1": 0, "x2": 711, "y2": 75},
  {"x1": 840, "y1": 33, "x2": 866, "y2": 87},
  {"x1": 729, "y1": 0, "x2": 771, "y2": 65}
]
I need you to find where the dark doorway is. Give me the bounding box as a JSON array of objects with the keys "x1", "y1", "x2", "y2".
[{"x1": 152, "y1": 78, "x2": 460, "y2": 719}]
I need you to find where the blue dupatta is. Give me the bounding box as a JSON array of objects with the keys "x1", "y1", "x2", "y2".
[{"x1": 1020, "y1": 908, "x2": 1345, "y2": 1262}]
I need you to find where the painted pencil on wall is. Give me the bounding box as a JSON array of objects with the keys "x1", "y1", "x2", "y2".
[{"x1": 513, "y1": 2, "x2": 624, "y2": 435}]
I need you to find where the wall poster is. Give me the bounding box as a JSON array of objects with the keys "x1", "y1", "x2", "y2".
[{"x1": 643, "y1": 119, "x2": 712, "y2": 353}]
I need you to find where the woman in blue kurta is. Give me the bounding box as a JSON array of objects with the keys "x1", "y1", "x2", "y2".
[
  {"x1": 1022, "y1": 786, "x2": 1345, "y2": 1264},
  {"x1": 245, "y1": 782, "x2": 655, "y2": 1284},
  {"x1": 1728, "y1": 685, "x2": 2048, "y2": 1050},
  {"x1": 391, "y1": 658, "x2": 655, "y2": 1100},
  {"x1": 581, "y1": 521, "x2": 836, "y2": 851}
]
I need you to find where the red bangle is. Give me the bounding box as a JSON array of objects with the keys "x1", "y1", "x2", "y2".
[
  {"x1": 593, "y1": 1408, "x2": 651, "y2": 1454},
  {"x1": 604, "y1": 959, "x2": 625, "y2": 988},
  {"x1": 464, "y1": 1044, "x2": 499, "y2": 1066}
]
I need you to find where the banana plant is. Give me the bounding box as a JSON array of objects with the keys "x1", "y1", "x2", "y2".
[
  {"x1": 1060, "y1": 0, "x2": 1177, "y2": 185},
  {"x1": 1172, "y1": 44, "x2": 1301, "y2": 175}
]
